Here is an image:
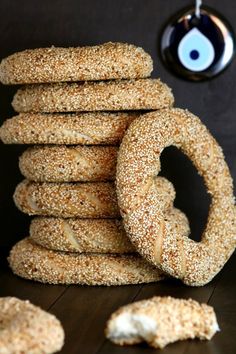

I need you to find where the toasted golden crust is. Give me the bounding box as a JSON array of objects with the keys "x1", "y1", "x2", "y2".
[
  {"x1": 116, "y1": 108, "x2": 236, "y2": 286},
  {"x1": 0, "y1": 112, "x2": 137, "y2": 145},
  {"x1": 8, "y1": 238, "x2": 166, "y2": 285},
  {"x1": 19, "y1": 145, "x2": 118, "y2": 182},
  {"x1": 0, "y1": 297, "x2": 64, "y2": 354},
  {"x1": 106, "y1": 296, "x2": 219, "y2": 348},
  {"x1": 12, "y1": 79, "x2": 174, "y2": 113},
  {"x1": 0, "y1": 43, "x2": 153, "y2": 84},
  {"x1": 29, "y1": 208, "x2": 190, "y2": 253},
  {"x1": 13, "y1": 180, "x2": 119, "y2": 218},
  {"x1": 30, "y1": 217, "x2": 133, "y2": 253}
]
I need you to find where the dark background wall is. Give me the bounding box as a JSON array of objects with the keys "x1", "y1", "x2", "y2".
[{"x1": 0, "y1": 0, "x2": 235, "y2": 251}]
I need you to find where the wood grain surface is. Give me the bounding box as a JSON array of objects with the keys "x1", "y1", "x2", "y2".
[{"x1": 0, "y1": 256, "x2": 234, "y2": 354}]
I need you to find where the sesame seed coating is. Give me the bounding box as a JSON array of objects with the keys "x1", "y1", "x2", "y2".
[
  {"x1": 14, "y1": 180, "x2": 120, "y2": 218},
  {"x1": 0, "y1": 296, "x2": 64, "y2": 354},
  {"x1": 30, "y1": 217, "x2": 134, "y2": 254},
  {"x1": 116, "y1": 108, "x2": 236, "y2": 286},
  {"x1": 0, "y1": 42, "x2": 153, "y2": 85},
  {"x1": 106, "y1": 296, "x2": 219, "y2": 348},
  {"x1": 8, "y1": 238, "x2": 166, "y2": 285},
  {"x1": 0, "y1": 112, "x2": 138, "y2": 145},
  {"x1": 19, "y1": 145, "x2": 118, "y2": 182},
  {"x1": 12, "y1": 79, "x2": 174, "y2": 113},
  {"x1": 29, "y1": 207, "x2": 190, "y2": 253}
]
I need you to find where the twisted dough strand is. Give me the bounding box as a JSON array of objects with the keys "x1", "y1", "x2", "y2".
[
  {"x1": 8, "y1": 238, "x2": 166, "y2": 285},
  {"x1": 0, "y1": 42, "x2": 153, "y2": 84},
  {"x1": 12, "y1": 79, "x2": 174, "y2": 113},
  {"x1": 0, "y1": 112, "x2": 137, "y2": 145},
  {"x1": 13, "y1": 180, "x2": 120, "y2": 218},
  {"x1": 19, "y1": 145, "x2": 118, "y2": 182},
  {"x1": 29, "y1": 207, "x2": 190, "y2": 253}
]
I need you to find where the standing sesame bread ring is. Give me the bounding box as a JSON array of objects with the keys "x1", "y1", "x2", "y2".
[
  {"x1": 0, "y1": 43, "x2": 153, "y2": 85},
  {"x1": 116, "y1": 108, "x2": 236, "y2": 286},
  {"x1": 29, "y1": 207, "x2": 190, "y2": 253},
  {"x1": 8, "y1": 238, "x2": 166, "y2": 286},
  {"x1": 12, "y1": 79, "x2": 174, "y2": 113},
  {"x1": 0, "y1": 112, "x2": 137, "y2": 145},
  {"x1": 19, "y1": 145, "x2": 118, "y2": 182},
  {"x1": 0, "y1": 297, "x2": 64, "y2": 354}
]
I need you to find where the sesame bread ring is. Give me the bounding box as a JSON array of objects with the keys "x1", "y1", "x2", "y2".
[
  {"x1": 29, "y1": 207, "x2": 190, "y2": 253},
  {"x1": 8, "y1": 238, "x2": 166, "y2": 286},
  {"x1": 14, "y1": 180, "x2": 119, "y2": 218},
  {"x1": 106, "y1": 296, "x2": 219, "y2": 348},
  {"x1": 19, "y1": 145, "x2": 118, "y2": 182},
  {"x1": 30, "y1": 217, "x2": 133, "y2": 253},
  {"x1": 116, "y1": 108, "x2": 236, "y2": 286},
  {"x1": 0, "y1": 112, "x2": 137, "y2": 145},
  {"x1": 12, "y1": 79, "x2": 174, "y2": 113},
  {"x1": 0, "y1": 43, "x2": 153, "y2": 85},
  {"x1": 0, "y1": 297, "x2": 64, "y2": 354}
]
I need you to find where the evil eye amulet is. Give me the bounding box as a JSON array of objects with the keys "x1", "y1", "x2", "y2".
[{"x1": 160, "y1": 6, "x2": 235, "y2": 81}]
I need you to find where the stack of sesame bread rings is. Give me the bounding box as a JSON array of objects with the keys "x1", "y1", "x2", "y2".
[{"x1": 0, "y1": 42, "x2": 183, "y2": 286}]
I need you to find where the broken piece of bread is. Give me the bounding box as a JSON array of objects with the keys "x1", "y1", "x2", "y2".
[{"x1": 105, "y1": 296, "x2": 219, "y2": 348}]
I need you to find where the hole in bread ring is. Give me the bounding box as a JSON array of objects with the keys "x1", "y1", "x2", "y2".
[{"x1": 116, "y1": 108, "x2": 236, "y2": 286}]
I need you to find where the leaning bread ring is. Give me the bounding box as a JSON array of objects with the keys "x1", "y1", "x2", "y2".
[{"x1": 116, "y1": 108, "x2": 236, "y2": 286}]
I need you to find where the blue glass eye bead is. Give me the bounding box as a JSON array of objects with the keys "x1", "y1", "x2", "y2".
[{"x1": 160, "y1": 6, "x2": 235, "y2": 81}]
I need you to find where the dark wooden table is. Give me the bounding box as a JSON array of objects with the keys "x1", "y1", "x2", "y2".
[{"x1": 0, "y1": 253, "x2": 235, "y2": 354}]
